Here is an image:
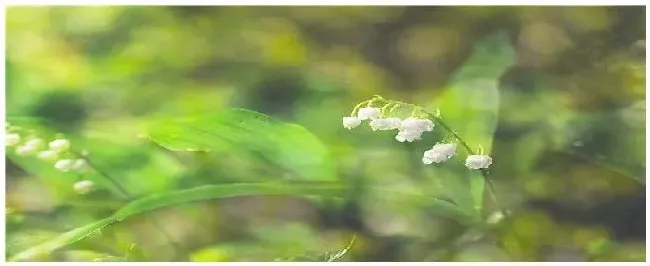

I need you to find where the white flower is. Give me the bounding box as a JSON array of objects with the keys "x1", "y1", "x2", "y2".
[
  {"x1": 369, "y1": 117, "x2": 401, "y2": 131},
  {"x1": 422, "y1": 152, "x2": 447, "y2": 164},
  {"x1": 54, "y1": 159, "x2": 74, "y2": 172},
  {"x1": 72, "y1": 159, "x2": 87, "y2": 171},
  {"x1": 422, "y1": 143, "x2": 457, "y2": 164},
  {"x1": 23, "y1": 138, "x2": 44, "y2": 149},
  {"x1": 395, "y1": 130, "x2": 422, "y2": 142},
  {"x1": 342, "y1": 117, "x2": 361, "y2": 129},
  {"x1": 5, "y1": 133, "x2": 20, "y2": 146},
  {"x1": 465, "y1": 154, "x2": 493, "y2": 169},
  {"x1": 37, "y1": 150, "x2": 59, "y2": 161},
  {"x1": 73, "y1": 180, "x2": 94, "y2": 194},
  {"x1": 15, "y1": 144, "x2": 38, "y2": 156},
  {"x1": 357, "y1": 107, "x2": 381, "y2": 120},
  {"x1": 394, "y1": 117, "x2": 435, "y2": 142},
  {"x1": 49, "y1": 138, "x2": 71, "y2": 152},
  {"x1": 487, "y1": 211, "x2": 505, "y2": 225},
  {"x1": 400, "y1": 118, "x2": 434, "y2": 133}
]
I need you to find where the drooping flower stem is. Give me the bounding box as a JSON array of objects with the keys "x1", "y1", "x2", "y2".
[
  {"x1": 371, "y1": 97, "x2": 506, "y2": 217},
  {"x1": 426, "y1": 113, "x2": 504, "y2": 215}
]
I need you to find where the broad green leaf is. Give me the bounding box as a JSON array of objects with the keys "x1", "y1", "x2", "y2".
[
  {"x1": 146, "y1": 108, "x2": 336, "y2": 181},
  {"x1": 429, "y1": 31, "x2": 515, "y2": 220},
  {"x1": 9, "y1": 182, "x2": 464, "y2": 261}
]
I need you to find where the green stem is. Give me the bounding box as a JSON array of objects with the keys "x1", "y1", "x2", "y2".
[
  {"x1": 424, "y1": 111, "x2": 522, "y2": 260},
  {"x1": 350, "y1": 100, "x2": 372, "y2": 117},
  {"x1": 426, "y1": 114, "x2": 504, "y2": 213}
]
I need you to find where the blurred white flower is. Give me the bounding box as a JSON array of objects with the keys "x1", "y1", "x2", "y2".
[
  {"x1": 37, "y1": 150, "x2": 59, "y2": 162},
  {"x1": 342, "y1": 117, "x2": 361, "y2": 129},
  {"x1": 487, "y1": 211, "x2": 505, "y2": 225},
  {"x1": 357, "y1": 107, "x2": 381, "y2": 120},
  {"x1": 14, "y1": 138, "x2": 44, "y2": 156},
  {"x1": 422, "y1": 143, "x2": 457, "y2": 164},
  {"x1": 5, "y1": 133, "x2": 20, "y2": 146},
  {"x1": 23, "y1": 138, "x2": 44, "y2": 150},
  {"x1": 465, "y1": 154, "x2": 493, "y2": 169},
  {"x1": 54, "y1": 159, "x2": 74, "y2": 172},
  {"x1": 73, "y1": 180, "x2": 94, "y2": 194},
  {"x1": 49, "y1": 138, "x2": 71, "y2": 152},
  {"x1": 15, "y1": 144, "x2": 38, "y2": 156},
  {"x1": 369, "y1": 117, "x2": 401, "y2": 131},
  {"x1": 72, "y1": 159, "x2": 87, "y2": 171}
]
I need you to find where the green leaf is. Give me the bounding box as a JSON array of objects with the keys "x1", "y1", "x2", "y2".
[
  {"x1": 9, "y1": 182, "x2": 464, "y2": 261},
  {"x1": 428, "y1": 31, "x2": 515, "y2": 219},
  {"x1": 8, "y1": 218, "x2": 116, "y2": 262},
  {"x1": 112, "y1": 182, "x2": 345, "y2": 219},
  {"x1": 146, "y1": 108, "x2": 336, "y2": 181},
  {"x1": 8, "y1": 182, "x2": 342, "y2": 261}
]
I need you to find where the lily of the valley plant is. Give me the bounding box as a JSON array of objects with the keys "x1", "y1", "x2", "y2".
[{"x1": 343, "y1": 95, "x2": 492, "y2": 170}]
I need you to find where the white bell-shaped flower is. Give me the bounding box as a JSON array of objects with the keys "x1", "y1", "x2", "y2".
[
  {"x1": 15, "y1": 144, "x2": 38, "y2": 156},
  {"x1": 72, "y1": 159, "x2": 87, "y2": 172},
  {"x1": 23, "y1": 138, "x2": 44, "y2": 149},
  {"x1": 342, "y1": 116, "x2": 361, "y2": 130},
  {"x1": 5, "y1": 133, "x2": 21, "y2": 146},
  {"x1": 395, "y1": 117, "x2": 435, "y2": 142},
  {"x1": 73, "y1": 180, "x2": 94, "y2": 194},
  {"x1": 422, "y1": 152, "x2": 447, "y2": 164},
  {"x1": 49, "y1": 138, "x2": 71, "y2": 152},
  {"x1": 369, "y1": 117, "x2": 401, "y2": 131},
  {"x1": 422, "y1": 142, "x2": 457, "y2": 164},
  {"x1": 357, "y1": 107, "x2": 381, "y2": 120},
  {"x1": 399, "y1": 117, "x2": 434, "y2": 133},
  {"x1": 37, "y1": 150, "x2": 59, "y2": 162},
  {"x1": 54, "y1": 159, "x2": 74, "y2": 172},
  {"x1": 395, "y1": 130, "x2": 422, "y2": 142},
  {"x1": 465, "y1": 154, "x2": 493, "y2": 169}
]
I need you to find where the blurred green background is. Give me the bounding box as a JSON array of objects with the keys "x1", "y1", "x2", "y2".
[{"x1": 4, "y1": 6, "x2": 646, "y2": 262}]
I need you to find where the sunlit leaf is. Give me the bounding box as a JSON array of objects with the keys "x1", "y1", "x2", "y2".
[{"x1": 146, "y1": 108, "x2": 337, "y2": 181}]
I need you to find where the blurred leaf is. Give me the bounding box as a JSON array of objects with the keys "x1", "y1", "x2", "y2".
[
  {"x1": 8, "y1": 182, "x2": 343, "y2": 261},
  {"x1": 112, "y1": 182, "x2": 345, "y2": 218},
  {"x1": 434, "y1": 30, "x2": 513, "y2": 154},
  {"x1": 8, "y1": 218, "x2": 116, "y2": 262},
  {"x1": 62, "y1": 250, "x2": 124, "y2": 262},
  {"x1": 9, "y1": 181, "x2": 465, "y2": 261},
  {"x1": 428, "y1": 31, "x2": 514, "y2": 220},
  {"x1": 146, "y1": 108, "x2": 337, "y2": 181}
]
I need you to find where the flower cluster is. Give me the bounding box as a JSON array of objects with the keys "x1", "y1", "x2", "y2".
[
  {"x1": 5, "y1": 123, "x2": 94, "y2": 193},
  {"x1": 343, "y1": 96, "x2": 492, "y2": 170},
  {"x1": 343, "y1": 107, "x2": 435, "y2": 143}
]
